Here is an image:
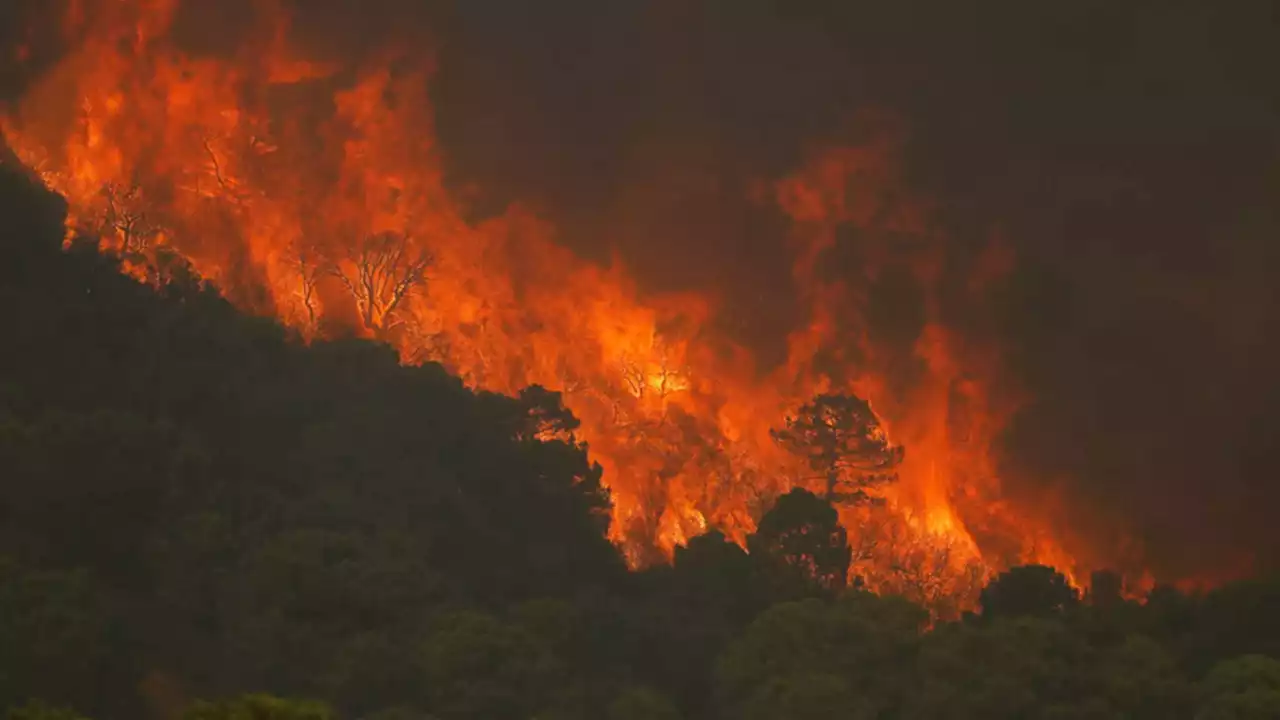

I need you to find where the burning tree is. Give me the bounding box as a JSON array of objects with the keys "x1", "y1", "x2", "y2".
[
  {"x1": 100, "y1": 182, "x2": 161, "y2": 260},
  {"x1": 771, "y1": 393, "x2": 904, "y2": 505},
  {"x1": 287, "y1": 241, "x2": 325, "y2": 334},
  {"x1": 620, "y1": 351, "x2": 687, "y2": 403},
  {"x1": 327, "y1": 231, "x2": 432, "y2": 333}
]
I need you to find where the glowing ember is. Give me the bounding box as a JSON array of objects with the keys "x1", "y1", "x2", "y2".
[{"x1": 1, "y1": 0, "x2": 1137, "y2": 608}]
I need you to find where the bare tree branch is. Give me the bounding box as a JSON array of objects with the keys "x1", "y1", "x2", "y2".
[
  {"x1": 202, "y1": 139, "x2": 229, "y2": 191},
  {"x1": 287, "y1": 242, "x2": 324, "y2": 333},
  {"x1": 100, "y1": 182, "x2": 159, "y2": 257},
  {"x1": 327, "y1": 231, "x2": 432, "y2": 332}
]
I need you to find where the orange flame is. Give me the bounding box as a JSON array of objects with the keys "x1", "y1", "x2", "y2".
[{"x1": 2, "y1": 0, "x2": 1137, "y2": 609}]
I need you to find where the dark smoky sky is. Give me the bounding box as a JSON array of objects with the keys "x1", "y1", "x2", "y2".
[{"x1": 5, "y1": 0, "x2": 1280, "y2": 579}]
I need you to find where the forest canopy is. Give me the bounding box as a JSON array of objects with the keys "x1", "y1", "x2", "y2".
[{"x1": 2, "y1": 162, "x2": 1280, "y2": 719}]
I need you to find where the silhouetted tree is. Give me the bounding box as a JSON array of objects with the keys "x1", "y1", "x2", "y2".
[
  {"x1": 979, "y1": 564, "x2": 1080, "y2": 619},
  {"x1": 515, "y1": 384, "x2": 581, "y2": 441},
  {"x1": 1076, "y1": 569, "x2": 1144, "y2": 648},
  {"x1": 771, "y1": 393, "x2": 903, "y2": 504},
  {"x1": 626, "y1": 531, "x2": 763, "y2": 715},
  {"x1": 672, "y1": 530, "x2": 760, "y2": 623},
  {"x1": 1088, "y1": 569, "x2": 1125, "y2": 608},
  {"x1": 748, "y1": 488, "x2": 852, "y2": 600},
  {"x1": 1184, "y1": 576, "x2": 1280, "y2": 675}
]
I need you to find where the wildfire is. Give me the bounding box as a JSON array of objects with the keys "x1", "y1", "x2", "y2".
[{"x1": 2, "y1": 0, "x2": 1134, "y2": 609}]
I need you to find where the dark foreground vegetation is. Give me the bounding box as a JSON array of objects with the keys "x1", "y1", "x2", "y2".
[{"x1": 2, "y1": 162, "x2": 1279, "y2": 720}]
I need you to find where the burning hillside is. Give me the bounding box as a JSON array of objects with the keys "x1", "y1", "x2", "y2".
[{"x1": 1, "y1": 0, "x2": 1145, "y2": 608}]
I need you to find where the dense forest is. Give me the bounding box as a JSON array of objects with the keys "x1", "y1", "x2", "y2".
[{"x1": 2, "y1": 159, "x2": 1279, "y2": 720}]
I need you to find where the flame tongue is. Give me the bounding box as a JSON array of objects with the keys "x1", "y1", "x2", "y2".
[{"x1": 2, "y1": 0, "x2": 1121, "y2": 608}]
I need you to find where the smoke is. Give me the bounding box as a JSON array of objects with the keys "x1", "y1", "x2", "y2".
[
  {"x1": 423, "y1": 0, "x2": 1280, "y2": 578},
  {"x1": 5, "y1": 0, "x2": 1279, "y2": 579}
]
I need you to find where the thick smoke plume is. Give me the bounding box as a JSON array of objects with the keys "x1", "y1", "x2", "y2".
[{"x1": 429, "y1": 0, "x2": 1280, "y2": 581}]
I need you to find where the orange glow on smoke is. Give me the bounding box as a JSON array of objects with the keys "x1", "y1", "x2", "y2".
[{"x1": 2, "y1": 0, "x2": 1135, "y2": 610}]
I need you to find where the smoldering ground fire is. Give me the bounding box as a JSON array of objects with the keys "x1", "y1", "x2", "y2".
[{"x1": 6, "y1": 0, "x2": 1278, "y2": 608}]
